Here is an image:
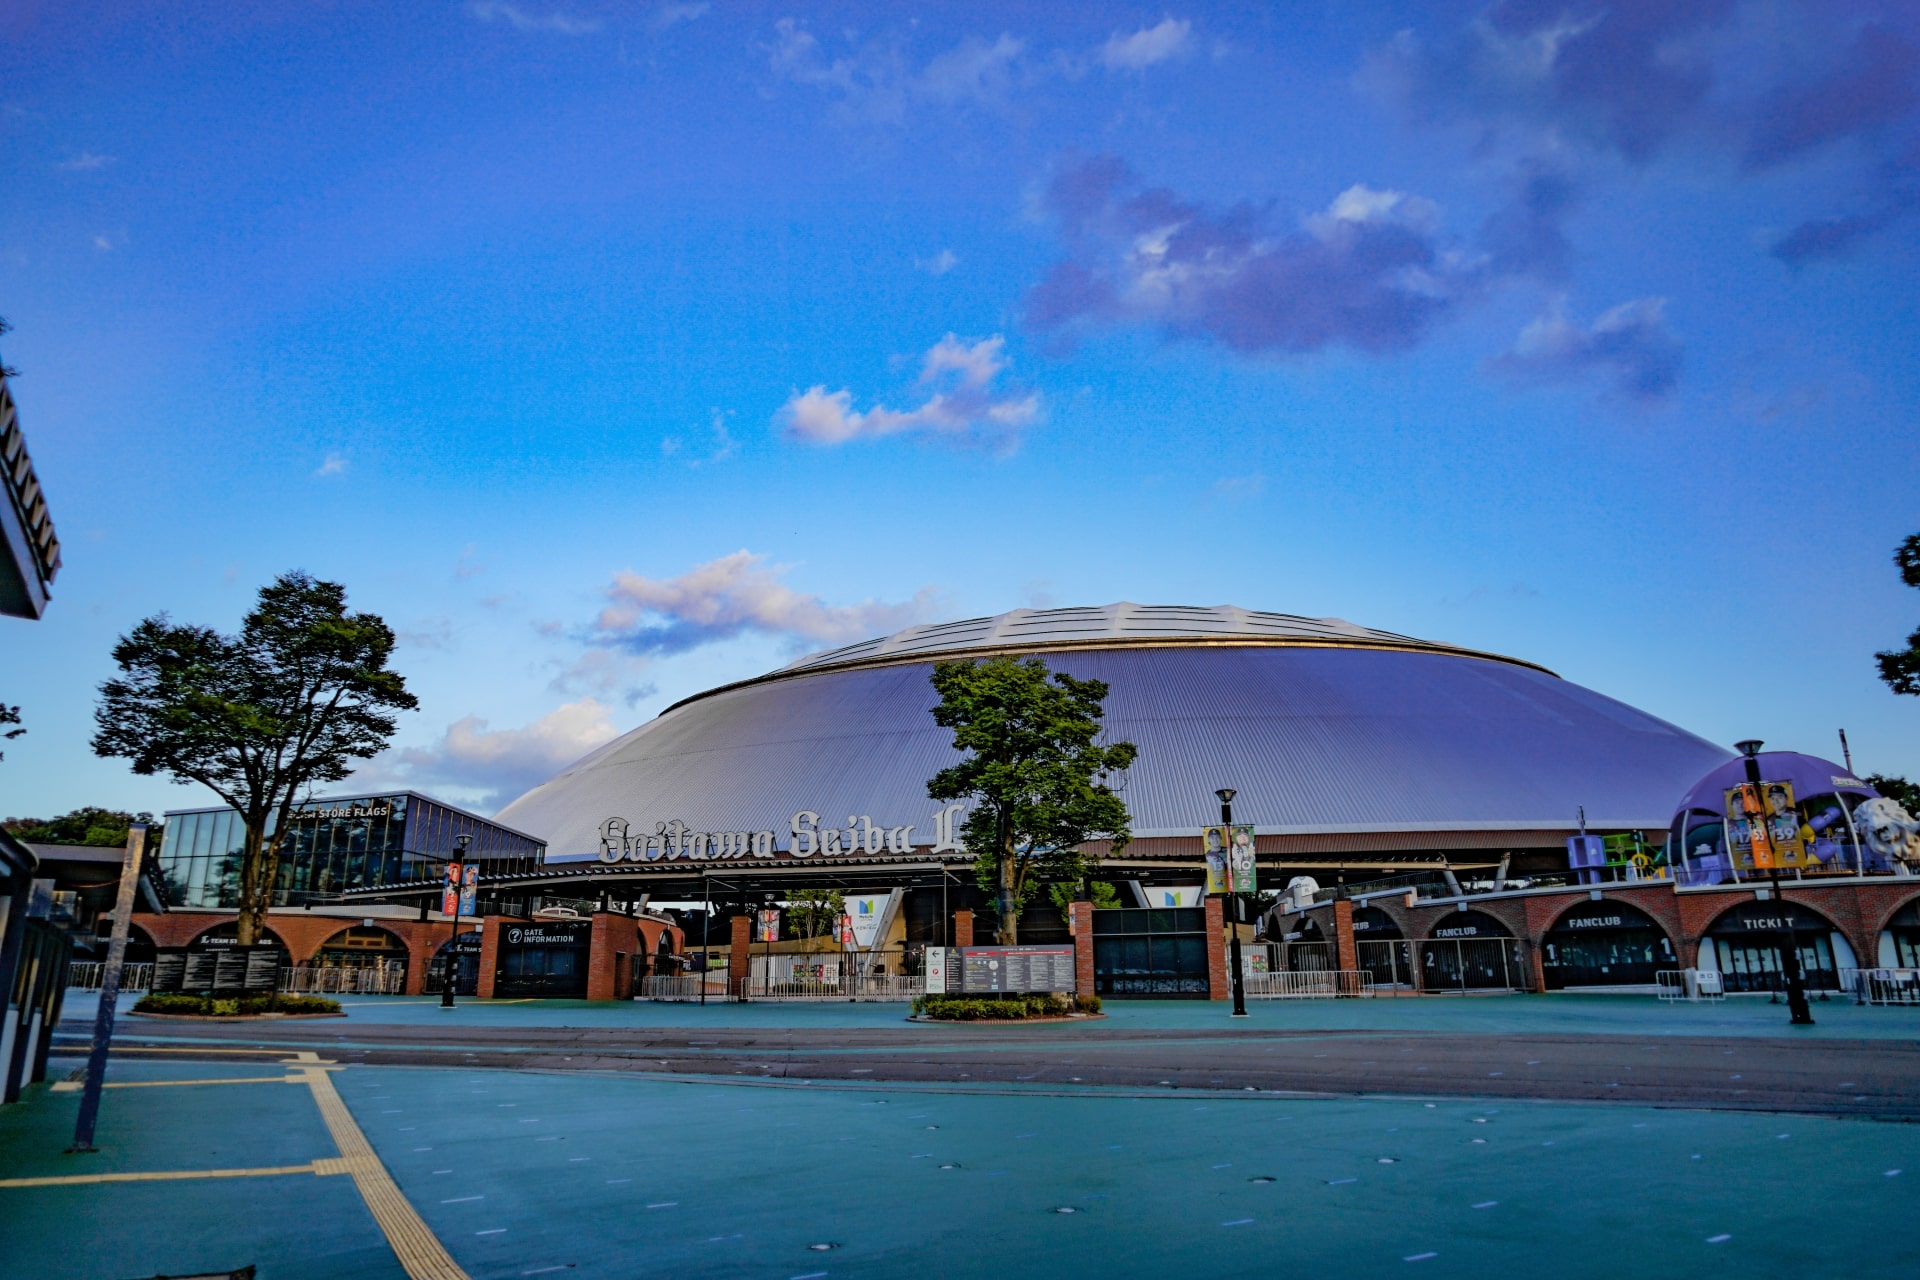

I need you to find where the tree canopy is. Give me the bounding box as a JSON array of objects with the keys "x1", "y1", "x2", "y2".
[
  {"x1": 785, "y1": 888, "x2": 846, "y2": 940},
  {"x1": 1875, "y1": 532, "x2": 1920, "y2": 695},
  {"x1": 2, "y1": 807, "x2": 161, "y2": 849},
  {"x1": 91, "y1": 571, "x2": 415, "y2": 942},
  {"x1": 926, "y1": 656, "x2": 1136, "y2": 946}
]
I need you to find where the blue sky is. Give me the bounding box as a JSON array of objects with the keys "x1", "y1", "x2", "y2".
[{"x1": 4, "y1": 0, "x2": 1918, "y2": 819}]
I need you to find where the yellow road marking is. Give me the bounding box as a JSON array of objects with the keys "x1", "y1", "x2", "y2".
[
  {"x1": 0, "y1": 1164, "x2": 318, "y2": 1188},
  {"x1": 60, "y1": 1046, "x2": 339, "y2": 1062},
  {"x1": 293, "y1": 1060, "x2": 470, "y2": 1279},
  {"x1": 50, "y1": 1076, "x2": 305, "y2": 1092}
]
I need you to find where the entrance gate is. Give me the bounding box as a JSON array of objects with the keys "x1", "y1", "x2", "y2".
[
  {"x1": 1416, "y1": 938, "x2": 1528, "y2": 992},
  {"x1": 1092, "y1": 907, "x2": 1210, "y2": 996}
]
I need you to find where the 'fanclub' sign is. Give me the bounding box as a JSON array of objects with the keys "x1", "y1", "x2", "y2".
[{"x1": 597, "y1": 804, "x2": 966, "y2": 864}]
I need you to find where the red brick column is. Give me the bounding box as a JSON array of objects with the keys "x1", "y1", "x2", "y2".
[
  {"x1": 587, "y1": 912, "x2": 640, "y2": 1002},
  {"x1": 476, "y1": 915, "x2": 507, "y2": 999},
  {"x1": 1331, "y1": 898, "x2": 1358, "y2": 973},
  {"x1": 1205, "y1": 896, "x2": 1228, "y2": 1000},
  {"x1": 953, "y1": 909, "x2": 974, "y2": 948},
  {"x1": 729, "y1": 914, "x2": 752, "y2": 998},
  {"x1": 1069, "y1": 900, "x2": 1094, "y2": 997}
]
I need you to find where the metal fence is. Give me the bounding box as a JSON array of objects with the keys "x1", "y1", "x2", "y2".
[
  {"x1": 279, "y1": 963, "x2": 407, "y2": 995},
  {"x1": 640, "y1": 970, "x2": 733, "y2": 1001},
  {"x1": 1282, "y1": 942, "x2": 1332, "y2": 972},
  {"x1": 1356, "y1": 940, "x2": 1415, "y2": 992},
  {"x1": 67, "y1": 961, "x2": 154, "y2": 992},
  {"x1": 1412, "y1": 938, "x2": 1529, "y2": 992},
  {"x1": 1655, "y1": 969, "x2": 1725, "y2": 1002},
  {"x1": 1841, "y1": 967, "x2": 1920, "y2": 1006},
  {"x1": 1243, "y1": 970, "x2": 1372, "y2": 999}
]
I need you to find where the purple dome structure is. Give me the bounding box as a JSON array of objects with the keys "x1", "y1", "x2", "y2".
[{"x1": 1666, "y1": 751, "x2": 1882, "y2": 885}]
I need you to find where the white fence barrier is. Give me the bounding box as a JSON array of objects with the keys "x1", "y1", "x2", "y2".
[
  {"x1": 67, "y1": 962, "x2": 154, "y2": 992},
  {"x1": 279, "y1": 964, "x2": 407, "y2": 995},
  {"x1": 1243, "y1": 970, "x2": 1373, "y2": 999},
  {"x1": 641, "y1": 971, "x2": 732, "y2": 1002},
  {"x1": 741, "y1": 973, "x2": 924, "y2": 1002},
  {"x1": 1655, "y1": 969, "x2": 1725, "y2": 1002},
  {"x1": 1841, "y1": 967, "x2": 1920, "y2": 1006}
]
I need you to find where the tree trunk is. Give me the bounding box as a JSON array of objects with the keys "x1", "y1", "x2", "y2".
[
  {"x1": 235, "y1": 817, "x2": 267, "y2": 946},
  {"x1": 997, "y1": 824, "x2": 1019, "y2": 946}
]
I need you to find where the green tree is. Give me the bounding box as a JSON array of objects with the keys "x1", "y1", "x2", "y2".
[
  {"x1": 91, "y1": 572, "x2": 416, "y2": 944},
  {"x1": 1874, "y1": 533, "x2": 1920, "y2": 695},
  {"x1": 2, "y1": 807, "x2": 161, "y2": 849},
  {"x1": 0, "y1": 314, "x2": 18, "y2": 379},
  {"x1": 0, "y1": 702, "x2": 21, "y2": 762},
  {"x1": 927, "y1": 656, "x2": 1137, "y2": 945},
  {"x1": 786, "y1": 888, "x2": 846, "y2": 940},
  {"x1": 1866, "y1": 774, "x2": 1920, "y2": 814},
  {"x1": 1049, "y1": 879, "x2": 1121, "y2": 926}
]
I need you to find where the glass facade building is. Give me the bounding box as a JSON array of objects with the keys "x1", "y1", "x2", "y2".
[{"x1": 158, "y1": 791, "x2": 545, "y2": 910}]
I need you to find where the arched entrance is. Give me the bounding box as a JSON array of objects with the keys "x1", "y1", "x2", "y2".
[
  {"x1": 1880, "y1": 900, "x2": 1920, "y2": 968},
  {"x1": 1283, "y1": 917, "x2": 1329, "y2": 972},
  {"x1": 1351, "y1": 906, "x2": 1411, "y2": 988},
  {"x1": 1420, "y1": 911, "x2": 1520, "y2": 991},
  {"x1": 1701, "y1": 900, "x2": 1848, "y2": 993},
  {"x1": 316, "y1": 925, "x2": 410, "y2": 980},
  {"x1": 427, "y1": 930, "x2": 482, "y2": 996},
  {"x1": 1542, "y1": 900, "x2": 1676, "y2": 989}
]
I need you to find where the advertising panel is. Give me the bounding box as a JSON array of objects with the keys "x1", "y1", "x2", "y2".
[
  {"x1": 1202, "y1": 825, "x2": 1258, "y2": 894},
  {"x1": 1148, "y1": 885, "x2": 1206, "y2": 908},
  {"x1": 460, "y1": 863, "x2": 478, "y2": 917},
  {"x1": 844, "y1": 895, "x2": 889, "y2": 949},
  {"x1": 1726, "y1": 781, "x2": 1807, "y2": 871},
  {"x1": 756, "y1": 908, "x2": 781, "y2": 942},
  {"x1": 442, "y1": 862, "x2": 461, "y2": 915}
]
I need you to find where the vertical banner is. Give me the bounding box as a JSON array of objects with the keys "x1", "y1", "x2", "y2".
[
  {"x1": 1726, "y1": 784, "x2": 1777, "y2": 870},
  {"x1": 756, "y1": 908, "x2": 781, "y2": 942},
  {"x1": 459, "y1": 863, "x2": 478, "y2": 916},
  {"x1": 924, "y1": 946, "x2": 947, "y2": 994},
  {"x1": 442, "y1": 862, "x2": 461, "y2": 915},
  {"x1": 1203, "y1": 824, "x2": 1258, "y2": 893},
  {"x1": 838, "y1": 912, "x2": 855, "y2": 948}
]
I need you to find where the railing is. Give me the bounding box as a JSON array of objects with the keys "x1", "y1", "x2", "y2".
[
  {"x1": 66, "y1": 962, "x2": 154, "y2": 992},
  {"x1": 1242, "y1": 970, "x2": 1372, "y2": 999},
  {"x1": 279, "y1": 964, "x2": 407, "y2": 995},
  {"x1": 1655, "y1": 969, "x2": 1725, "y2": 1002},
  {"x1": 741, "y1": 972, "x2": 924, "y2": 1002},
  {"x1": 1841, "y1": 967, "x2": 1920, "y2": 1006},
  {"x1": 640, "y1": 971, "x2": 732, "y2": 1001},
  {"x1": 1412, "y1": 938, "x2": 1530, "y2": 993}
]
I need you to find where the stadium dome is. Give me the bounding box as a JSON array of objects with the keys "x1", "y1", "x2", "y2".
[{"x1": 496, "y1": 604, "x2": 1732, "y2": 866}]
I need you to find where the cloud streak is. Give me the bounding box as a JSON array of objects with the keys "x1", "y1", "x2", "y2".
[
  {"x1": 360, "y1": 699, "x2": 621, "y2": 812},
  {"x1": 1488, "y1": 297, "x2": 1681, "y2": 403},
  {"x1": 590, "y1": 550, "x2": 936, "y2": 656},
  {"x1": 779, "y1": 334, "x2": 1039, "y2": 447},
  {"x1": 468, "y1": 2, "x2": 601, "y2": 36},
  {"x1": 1028, "y1": 156, "x2": 1493, "y2": 356},
  {"x1": 1100, "y1": 18, "x2": 1192, "y2": 71}
]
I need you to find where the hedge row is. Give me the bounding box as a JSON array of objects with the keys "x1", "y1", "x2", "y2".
[
  {"x1": 133, "y1": 993, "x2": 341, "y2": 1016},
  {"x1": 911, "y1": 993, "x2": 1101, "y2": 1020}
]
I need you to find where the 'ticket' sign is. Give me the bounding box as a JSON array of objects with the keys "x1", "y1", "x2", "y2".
[{"x1": 596, "y1": 804, "x2": 966, "y2": 864}]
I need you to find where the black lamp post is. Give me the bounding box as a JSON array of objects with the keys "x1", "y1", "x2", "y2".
[
  {"x1": 1736, "y1": 741, "x2": 1813, "y2": 1026},
  {"x1": 1217, "y1": 788, "x2": 1248, "y2": 1018},
  {"x1": 440, "y1": 833, "x2": 471, "y2": 1009}
]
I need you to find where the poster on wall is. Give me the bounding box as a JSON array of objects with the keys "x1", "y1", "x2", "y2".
[
  {"x1": 1725, "y1": 781, "x2": 1807, "y2": 871},
  {"x1": 756, "y1": 908, "x2": 781, "y2": 942},
  {"x1": 1202, "y1": 825, "x2": 1258, "y2": 894}
]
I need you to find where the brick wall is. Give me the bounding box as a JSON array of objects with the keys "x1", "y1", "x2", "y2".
[
  {"x1": 953, "y1": 909, "x2": 974, "y2": 948},
  {"x1": 729, "y1": 914, "x2": 751, "y2": 997},
  {"x1": 1330, "y1": 898, "x2": 1357, "y2": 972},
  {"x1": 1205, "y1": 896, "x2": 1228, "y2": 1001},
  {"x1": 1068, "y1": 900, "x2": 1094, "y2": 997},
  {"x1": 587, "y1": 912, "x2": 641, "y2": 1001}
]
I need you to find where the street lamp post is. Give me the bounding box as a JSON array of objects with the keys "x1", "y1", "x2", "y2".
[
  {"x1": 1736, "y1": 741, "x2": 1813, "y2": 1026},
  {"x1": 1217, "y1": 788, "x2": 1248, "y2": 1018},
  {"x1": 440, "y1": 833, "x2": 471, "y2": 1010}
]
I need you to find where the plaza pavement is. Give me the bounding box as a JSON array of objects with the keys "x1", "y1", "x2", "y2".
[{"x1": 3, "y1": 993, "x2": 1915, "y2": 1279}]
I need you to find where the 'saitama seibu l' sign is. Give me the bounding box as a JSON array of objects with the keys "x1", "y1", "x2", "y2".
[{"x1": 596, "y1": 804, "x2": 967, "y2": 864}]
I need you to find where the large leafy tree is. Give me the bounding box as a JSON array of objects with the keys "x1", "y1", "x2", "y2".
[
  {"x1": 786, "y1": 888, "x2": 846, "y2": 940},
  {"x1": 92, "y1": 572, "x2": 416, "y2": 943},
  {"x1": 3, "y1": 807, "x2": 161, "y2": 849},
  {"x1": 927, "y1": 656, "x2": 1137, "y2": 945},
  {"x1": 1875, "y1": 533, "x2": 1920, "y2": 695}
]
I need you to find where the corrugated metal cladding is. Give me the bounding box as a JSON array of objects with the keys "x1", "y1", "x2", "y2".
[{"x1": 495, "y1": 626, "x2": 1733, "y2": 860}]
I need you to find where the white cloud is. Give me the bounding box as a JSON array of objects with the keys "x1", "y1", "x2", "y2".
[
  {"x1": 60, "y1": 152, "x2": 114, "y2": 171},
  {"x1": 778, "y1": 334, "x2": 1040, "y2": 447},
  {"x1": 92, "y1": 234, "x2": 114, "y2": 252},
  {"x1": 651, "y1": 2, "x2": 708, "y2": 30},
  {"x1": 591, "y1": 550, "x2": 936, "y2": 654},
  {"x1": 1489, "y1": 296, "x2": 1681, "y2": 403},
  {"x1": 372, "y1": 699, "x2": 621, "y2": 812},
  {"x1": 765, "y1": 20, "x2": 1032, "y2": 122},
  {"x1": 315, "y1": 452, "x2": 348, "y2": 477},
  {"x1": 468, "y1": 1, "x2": 601, "y2": 36},
  {"x1": 917, "y1": 248, "x2": 960, "y2": 275},
  {"x1": 1100, "y1": 18, "x2": 1191, "y2": 70},
  {"x1": 547, "y1": 647, "x2": 656, "y2": 704}
]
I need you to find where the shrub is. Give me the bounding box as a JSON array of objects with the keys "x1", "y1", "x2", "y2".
[
  {"x1": 1072, "y1": 994, "x2": 1102, "y2": 1015},
  {"x1": 132, "y1": 993, "x2": 341, "y2": 1016},
  {"x1": 916, "y1": 993, "x2": 1078, "y2": 1021}
]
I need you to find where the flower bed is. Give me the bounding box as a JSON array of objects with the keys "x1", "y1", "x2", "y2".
[
  {"x1": 131, "y1": 993, "x2": 343, "y2": 1018},
  {"x1": 911, "y1": 993, "x2": 1102, "y2": 1021}
]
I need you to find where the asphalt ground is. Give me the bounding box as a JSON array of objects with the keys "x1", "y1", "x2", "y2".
[
  {"x1": 49, "y1": 992, "x2": 1920, "y2": 1119},
  {"x1": 4, "y1": 1050, "x2": 1917, "y2": 1280}
]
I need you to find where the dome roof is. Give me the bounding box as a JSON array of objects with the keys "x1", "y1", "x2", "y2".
[
  {"x1": 1673, "y1": 751, "x2": 1876, "y2": 816},
  {"x1": 774, "y1": 602, "x2": 1539, "y2": 680},
  {"x1": 496, "y1": 605, "x2": 1732, "y2": 859}
]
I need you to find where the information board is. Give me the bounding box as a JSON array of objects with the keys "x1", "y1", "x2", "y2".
[
  {"x1": 950, "y1": 944, "x2": 1075, "y2": 994},
  {"x1": 151, "y1": 950, "x2": 188, "y2": 993}
]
